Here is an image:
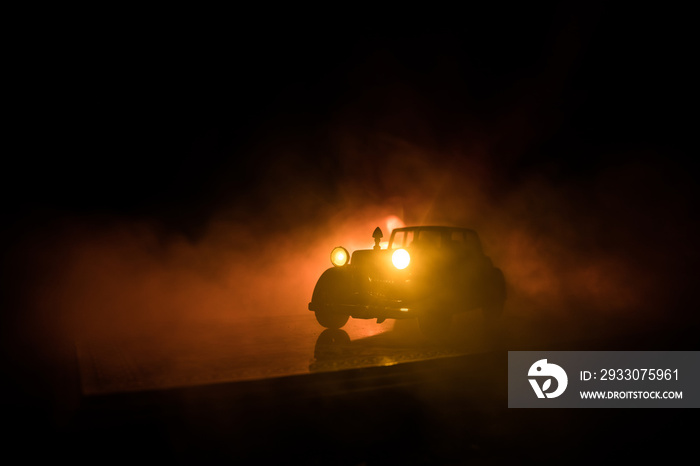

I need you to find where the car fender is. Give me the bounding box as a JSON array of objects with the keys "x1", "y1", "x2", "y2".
[{"x1": 310, "y1": 266, "x2": 354, "y2": 309}]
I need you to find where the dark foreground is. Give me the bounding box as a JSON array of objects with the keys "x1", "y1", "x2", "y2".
[{"x1": 5, "y1": 312, "x2": 698, "y2": 465}]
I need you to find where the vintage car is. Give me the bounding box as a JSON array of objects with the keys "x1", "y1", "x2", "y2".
[{"x1": 308, "y1": 225, "x2": 506, "y2": 335}]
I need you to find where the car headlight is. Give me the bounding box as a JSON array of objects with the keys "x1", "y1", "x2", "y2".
[
  {"x1": 392, "y1": 248, "x2": 410, "y2": 269},
  {"x1": 330, "y1": 246, "x2": 349, "y2": 267}
]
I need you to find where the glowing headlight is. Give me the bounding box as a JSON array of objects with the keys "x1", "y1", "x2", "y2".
[
  {"x1": 330, "y1": 246, "x2": 349, "y2": 267},
  {"x1": 392, "y1": 248, "x2": 410, "y2": 269}
]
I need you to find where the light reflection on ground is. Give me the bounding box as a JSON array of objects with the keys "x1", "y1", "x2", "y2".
[
  {"x1": 76, "y1": 309, "x2": 501, "y2": 395},
  {"x1": 76, "y1": 312, "x2": 399, "y2": 395},
  {"x1": 75, "y1": 307, "x2": 642, "y2": 396}
]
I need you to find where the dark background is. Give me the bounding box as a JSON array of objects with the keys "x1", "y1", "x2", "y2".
[
  {"x1": 7, "y1": 4, "x2": 694, "y2": 230},
  {"x1": 2, "y1": 3, "x2": 697, "y2": 463}
]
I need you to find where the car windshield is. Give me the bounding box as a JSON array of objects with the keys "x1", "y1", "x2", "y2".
[
  {"x1": 390, "y1": 230, "x2": 415, "y2": 249},
  {"x1": 390, "y1": 228, "x2": 482, "y2": 253}
]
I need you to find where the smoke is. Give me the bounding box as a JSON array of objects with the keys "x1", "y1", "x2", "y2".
[
  {"x1": 17, "y1": 202, "x2": 407, "y2": 342},
  {"x1": 12, "y1": 126, "x2": 687, "y2": 354},
  {"x1": 8, "y1": 37, "x2": 697, "y2": 351}
]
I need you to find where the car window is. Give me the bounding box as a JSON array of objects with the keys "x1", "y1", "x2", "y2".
[
  {"x1": 449, "y1": 230, "x2": 481, "y2": 254},
  {"x1": 392, "y1": 229, "x2": 480, "y2": 252},
  {"x1": 405, "y1": 231, "x2": 414, "y2": 247},
  {"x1": 391, "y1": 231, "x2": 404, "y2": 249},
  {"x1": 416, "y1": 230, "x2": 441, "y2": 247},
  {"x1": 391, "y1": 230, "x2": 414, "y2": 249},
  {"x1": 451, "y1": 230, "x2": 465, "y2": 242}
]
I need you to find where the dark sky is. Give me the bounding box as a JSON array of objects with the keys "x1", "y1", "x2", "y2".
[{"x1": 7, "y1": 4, "x2": 693, "y2": 228}]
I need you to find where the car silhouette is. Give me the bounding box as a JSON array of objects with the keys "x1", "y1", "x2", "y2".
[{"x1": 308, "y1": 225, "x2": 506, "y2": 336}]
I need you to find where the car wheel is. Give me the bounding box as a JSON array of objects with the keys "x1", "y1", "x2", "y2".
[
  {"x1": 482, "y1": 268, "x2": 506, "y2": 322},
  {"x1": 311, "y1": 268, "x2": 351, "y2": 329},
  {"x1": 314, "y1": 310, "x2": 350, "y2": 329}
]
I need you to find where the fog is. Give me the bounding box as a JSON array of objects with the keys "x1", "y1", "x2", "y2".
[
  {"x1": 4, "y1": 16, "x2": 697, "y2": 369},
  {"x1": 12, "y1": 124, "x2": 694, "y2": 353}
]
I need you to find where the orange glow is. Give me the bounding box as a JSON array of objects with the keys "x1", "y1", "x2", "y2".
[
  {"x1": 330, "y1": 246, "x2": 349, "y2": 267},
  {"x1": 385, "y1": 215, "x2": 405, "y2": 233}
]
